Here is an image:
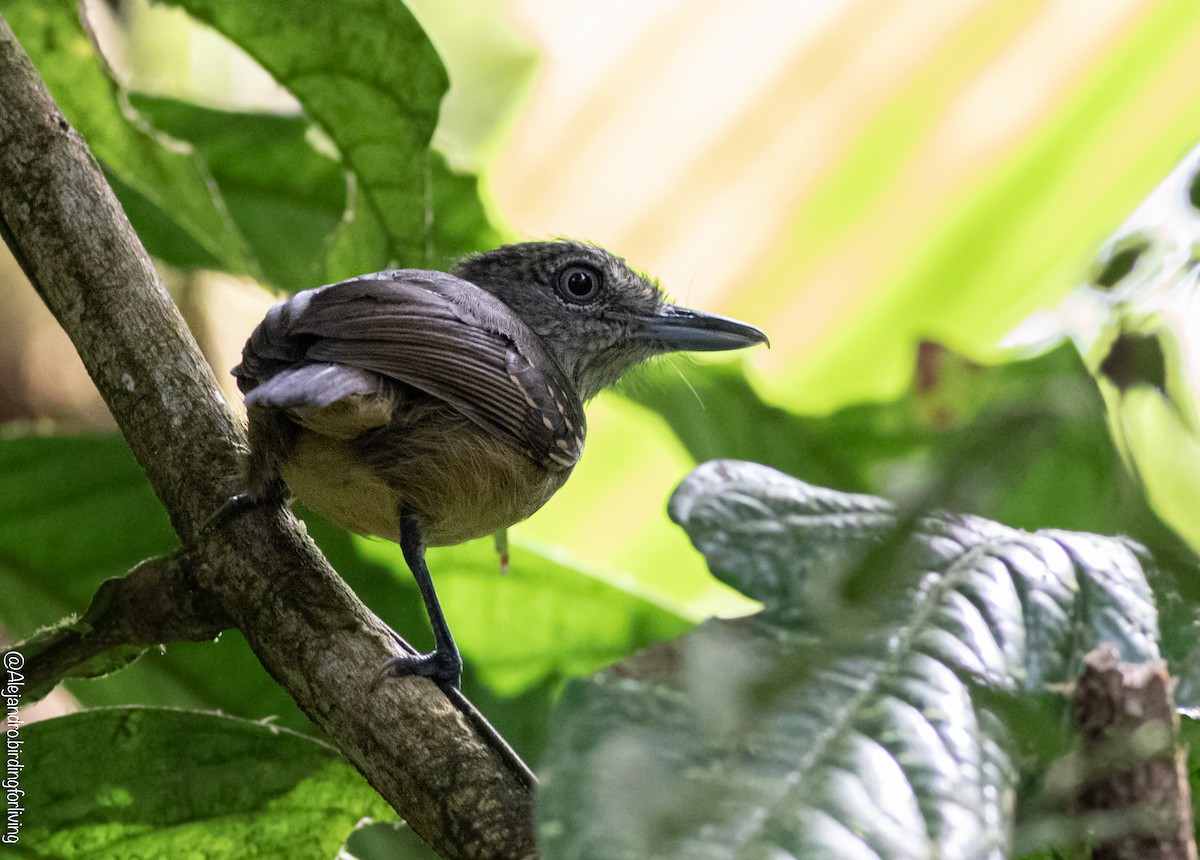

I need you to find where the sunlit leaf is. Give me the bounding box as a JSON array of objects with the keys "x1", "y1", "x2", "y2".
[
  {"x1": 161, "y1": 0, "x2": 494, "y2": 276},
  {"x1": 19, "y1": 707, "x2": 392, "y2": 858}
]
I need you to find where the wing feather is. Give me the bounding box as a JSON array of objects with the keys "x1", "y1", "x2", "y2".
[{"x1": 234, "y1": 270, "x2": 585, "y2": 471}]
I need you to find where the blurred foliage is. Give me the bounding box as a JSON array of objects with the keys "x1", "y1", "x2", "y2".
[
  {"x1": 630, "y1": 344, "x2": 1130, "y2": 531},
  {"x1": 539, "y1": 461, "x2": 1161, "y2": 859},
  {"x1": 749, "y1": 2, "x2": 1200, "y2": 415},
  {"x1": 1050, "y1": 142, "x2": 1200, "y2": 557},
  {"x1": 0, "y1": 434, "x2": 686, "y2": 767},
  {"x1": 626, "y1": 343, "x2": 1196, "y2": 575},
  {"x1": 2, "y1": 0, "x2": 1200, "y2": 858}
]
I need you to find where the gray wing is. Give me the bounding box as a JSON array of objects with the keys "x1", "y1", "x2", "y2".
[{"x1": 233, "y1": 270, "x2": 585, "y2": 471}]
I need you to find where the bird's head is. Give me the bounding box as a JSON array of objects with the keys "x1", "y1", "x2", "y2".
[{"x1": 454, "y1": 240, "x2": 768, "y2": 401}]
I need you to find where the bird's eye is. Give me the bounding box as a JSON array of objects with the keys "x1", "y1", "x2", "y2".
[{"x1": 556, "y1": 264, "x2": 603, "y2": 304}]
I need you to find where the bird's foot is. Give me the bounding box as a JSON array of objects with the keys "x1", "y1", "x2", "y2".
[
  {"x1": 204, "y1": 479, "x2": 291, "y2": 533},
  {"x1": 372, "y1": 648, "x2": 462, "y2": 692},
  {"x1": 202, "y1": 491, "x2": 259, "y2": 533}
]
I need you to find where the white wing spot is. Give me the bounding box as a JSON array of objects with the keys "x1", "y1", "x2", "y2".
[{"x1": 508, "y1": 372, "x2": 540, "y2": 410}]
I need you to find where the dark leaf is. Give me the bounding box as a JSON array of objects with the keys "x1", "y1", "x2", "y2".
[
  {"x1": 128, "y1": 94, "x2": 346, "y2": 291},
  {"x1": 539, "y1": 460, "x2": 1162, "y2": 859}
]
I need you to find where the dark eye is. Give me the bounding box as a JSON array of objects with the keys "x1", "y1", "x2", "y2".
[{"x1": 556, "y1": 264, "x2": 603, "y2": 304}]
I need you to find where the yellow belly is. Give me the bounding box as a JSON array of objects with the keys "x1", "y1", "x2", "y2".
[
  {"x1": 281, "y1": 434, "x2": 401, "y2": 540},
  {"x1": 280, "y1": 425, "x2": 567, "y2": 546}
]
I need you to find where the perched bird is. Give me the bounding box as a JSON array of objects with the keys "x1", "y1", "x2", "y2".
[{"x1": 233, "y1": 240, "x2": 767, "y2": 689}]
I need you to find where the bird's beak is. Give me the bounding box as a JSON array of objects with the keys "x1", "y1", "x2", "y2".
[{"x1": 629, "y1": 304, "x2": 769, "y2": 352}]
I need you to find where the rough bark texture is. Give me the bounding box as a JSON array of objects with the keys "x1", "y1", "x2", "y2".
[
  {"x1": 0, "y1": 16, "x2": 536, "y2": 859},
  {"x1": 1072, "y1": 644, "x2": 1197, "y2": 860}
]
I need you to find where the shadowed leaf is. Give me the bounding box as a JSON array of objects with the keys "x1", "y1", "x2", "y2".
[{"x1": 539, "y1": 460, "x2": 1162, "y2": 859}]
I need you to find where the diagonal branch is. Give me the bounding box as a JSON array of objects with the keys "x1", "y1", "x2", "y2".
[{"x1": 0, "y1": 15, "x2": 536, "y2": 860}]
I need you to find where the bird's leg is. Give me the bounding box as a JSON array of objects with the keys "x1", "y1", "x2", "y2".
[
  {"x1": 206, "y1": 411, "x2": 298, "y2": 532},
  {"x1": 375, "y1": 508, "x2": 463, "y2": 690}
]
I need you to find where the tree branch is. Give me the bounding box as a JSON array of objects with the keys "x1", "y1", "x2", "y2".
[
  {"x1": 12, "y1": 554, "x2": 230, "y2": 701},
  {"x1": 0, "y1": 16, "x2": 536, "y2": 859},
  {"x1": 1072, "y1": 644, "x2": 1197, "y2": 860}
]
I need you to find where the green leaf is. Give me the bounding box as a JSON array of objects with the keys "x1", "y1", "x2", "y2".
[
  {"x1": 4, "y1": 1, "x2": 499, "y2": 290},
  {"x1": 124, "y1": 94, "x2": 500, "y2": 292},
  {"x1": 0, "y1": 434, "x2": 176, "y2": 634},
  {"x1": 427, "y1": 150, "x2": 503, "y2": 268},
  {"x1": 324, "y1": 519, "x2": 694, "y2": 697},
  {"x1": 160, "y1": 0, "x2": 481, "y2": 276},
  {"x1": 0, "y1": 433, "x2": 680, "y2": 751},
  {"x1": 16, "y1": 707, "x2": 393, "y2": 858},
  {"x1": 0, "y1": 432, "x2": 309, "y2": 728},
  {"x1": 127, "y1": 94, "x2": 346, "y2": 291},
  {"x1": 628, "y1": 344, "x2": 1157, "y2": 535},
  {"x1": 1, "y1": 0, "x2": 259, "y2": 277},
  {"x1": 538, "y1": 460, "x2": 1162, "y2": 858}
]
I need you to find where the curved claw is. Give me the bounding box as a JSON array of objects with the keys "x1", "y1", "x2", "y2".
[
  {"x1": 203, "y1": 479, "x2": 291, "y2": 533},
  {"x1": 371, "y1": 648, "x2": 463, "y2": 692}
]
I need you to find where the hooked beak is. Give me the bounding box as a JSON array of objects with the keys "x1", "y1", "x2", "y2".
[{"x1": 628, "y1": 304, "x2": 769, "y2": 353}]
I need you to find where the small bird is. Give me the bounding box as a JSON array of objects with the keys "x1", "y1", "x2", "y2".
[{"x1": 232, "y1": 240, "x2": 767, "y2": 689}]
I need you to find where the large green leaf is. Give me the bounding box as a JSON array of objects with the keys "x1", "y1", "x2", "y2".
[
  {"x1": 0, "y1": 433, "x2": 310, "y2": 727},
  {"x1": 0, "y1": 434, "x2": 176, "y2": 632},
  {"x1": 126, "y1": 94, "x2": 346, "y2": 292},
  {"x1": 3, "y1": 1, "x2": 499, "y2": 291},
  {"x1": 160, "y1": 0, "x2": 491, "y2": 277},
  {"x1": 123, "y1": 95, "x2": 498, "y2": 292},
  {"x1": 1, "y1": 0, "x2": 259, "y2": 278},
  {"x1": 538, "y1": 460, "x2": 1162, "y2": 858},
  {"x1": 16, "y1": 707, "x2": 393, "y2": 858}
]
